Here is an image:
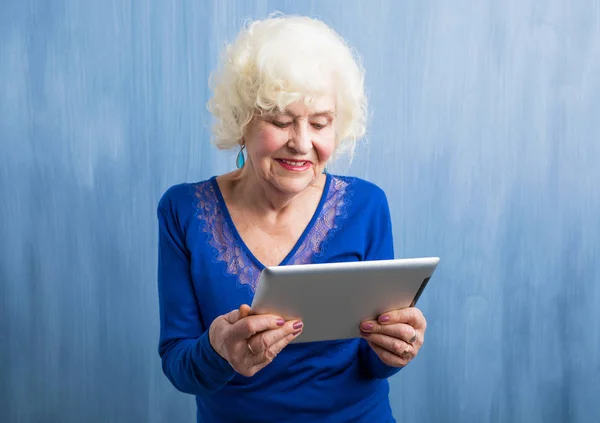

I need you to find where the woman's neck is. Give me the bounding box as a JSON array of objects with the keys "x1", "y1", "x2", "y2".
[{"x1": 221, "y1": 168, "x2": 325, "y2": 221}]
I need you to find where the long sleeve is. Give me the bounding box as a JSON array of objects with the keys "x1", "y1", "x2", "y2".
[
  {"x1": 157, "y1": 192, "x2": 236, "y2": 396},
  {"x1": 357, "y1": 189, "x2": 404, "y2": 379}
]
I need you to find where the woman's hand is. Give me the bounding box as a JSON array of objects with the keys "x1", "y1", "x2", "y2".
[
  {"x1": 360, "y1": 307, "x2": 427, "y2": 368},
  {"x1": 209, "y1": 304, "x2": 303, "y2": 377}
]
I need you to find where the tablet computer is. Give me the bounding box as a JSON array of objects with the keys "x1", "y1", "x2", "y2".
[{"x1": 250, "y1": 257, "x2": 440, "y2": 343}]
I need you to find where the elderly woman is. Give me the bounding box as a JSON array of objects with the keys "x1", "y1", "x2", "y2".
[{"x1": 157, "y1": 14, "x2": 427, "y2": 423}]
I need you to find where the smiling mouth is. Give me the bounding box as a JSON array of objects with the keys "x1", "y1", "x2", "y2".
[
  {"x1": 280, "y1": 159, "x2": 308, "y2": 166},
  {"x1": 275, "y1": 159, "x2": 312, "y2": 171}
]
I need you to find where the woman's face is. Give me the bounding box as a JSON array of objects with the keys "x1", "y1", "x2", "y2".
[{"x1": 242, "y1": 94, "x2": 337, "y2": 195}]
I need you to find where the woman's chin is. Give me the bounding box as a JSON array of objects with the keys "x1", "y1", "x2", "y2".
[{"x1": 271, "y1": 173, "x2": 319, "y2": 195}]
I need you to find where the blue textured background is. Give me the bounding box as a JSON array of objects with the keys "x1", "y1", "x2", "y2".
[{"x1": 1, "y1": 1, "x2": 599, "y2": 422}]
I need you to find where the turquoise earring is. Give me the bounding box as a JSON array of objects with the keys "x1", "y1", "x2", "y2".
[{"x1": 236, "y1": 145, "x2": 245, "y2": 169}]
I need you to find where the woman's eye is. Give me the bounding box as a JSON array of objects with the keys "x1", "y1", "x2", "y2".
[
  {"x1": 311, "y1": 122, "x2": 327, "y2": 130},
  {"x1": 272, "y1": 120, "x2": 292, "y2": 128}
]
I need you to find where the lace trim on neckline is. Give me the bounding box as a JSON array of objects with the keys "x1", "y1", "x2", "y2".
[{"x1": 194, "y1": 176, "x2": 353, "y2": 292}]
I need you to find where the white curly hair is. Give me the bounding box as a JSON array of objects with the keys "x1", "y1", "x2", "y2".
[{"x1": 207, "y1": 13, "x2": 368, "y2": 158}]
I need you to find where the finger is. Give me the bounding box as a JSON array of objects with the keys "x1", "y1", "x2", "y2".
[
  {"x1": 362, "y1": 332, "x2": 414, "y2": 358},
  {"x1": 233, "y1": 314, "x2": 288, "y2": 340},
  {"x1": 367, "y1": 340, "x2": 409, "y2": 367},
  {"x1": 361, "y1": 322, "x2": 419, "y2": 344},
  {"x1": 250, "y1": 324, "x2": 303, "y2": 362},
  {"x1": 376, "y1": 307, "x2": 427, "y2": 330},
  {"x1": 268, "y1": 327, "x2": 303, "y2": 358},
  {"x1": 245, "y1": 328, "x2": 303, "y2": 376},
  {"x1": 248, "y1": 320, "x2": 303, "y2": 355}
]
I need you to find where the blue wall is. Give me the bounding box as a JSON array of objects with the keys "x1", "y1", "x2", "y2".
[{"x1": 1, "y1": 1, "x2": 599, "y2": 422}]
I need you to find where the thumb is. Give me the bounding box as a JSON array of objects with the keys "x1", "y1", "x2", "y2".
[
  {"x1": 223, "y1": 308, "x2": 241, "y2": 325},
  {"x1": 238, "y1": 304, "x2": 253, "y2": 318},
  {"x1": 224, "y1": 304, "x2": 253, "y2": 325}
]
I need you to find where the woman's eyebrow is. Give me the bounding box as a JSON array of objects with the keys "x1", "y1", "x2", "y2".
[
  {"x1": 282, "y1": 110, "x2": 336, "y2": 118},
  {"x1": 311, "y1": 110, "x2": 336, "y2": 118}
]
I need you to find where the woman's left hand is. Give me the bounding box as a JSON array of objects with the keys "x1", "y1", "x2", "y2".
[{"x1": 360, "y1": 307, "x2": 427, "y2": 368}]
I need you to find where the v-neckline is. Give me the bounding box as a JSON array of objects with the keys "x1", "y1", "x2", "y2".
[{"x1": 210, "y1": 173, "x2": 332, "y2": 270}]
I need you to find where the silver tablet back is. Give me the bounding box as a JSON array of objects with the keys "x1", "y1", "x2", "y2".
[{"x1": 250, "y1": 257, "x2": 440, "y2": 343}]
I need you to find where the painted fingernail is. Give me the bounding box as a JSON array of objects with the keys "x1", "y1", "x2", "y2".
[
  {"x1": 293, "y1": 321, "x2": 303, "y2": 330},
  {"x1": 361, "y1": 322, "x2": 374, "y2": 331},
  {"x1": 276, "y1": 319, "x2": 285, "y2": 326},
  {"x1": 379, "y1": 315, "x2": 390, "y2": 323}
]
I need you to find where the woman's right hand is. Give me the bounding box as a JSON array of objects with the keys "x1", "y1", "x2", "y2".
[{"x1": 208, "y1": 304, "x2": 303, "y2": 377}]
